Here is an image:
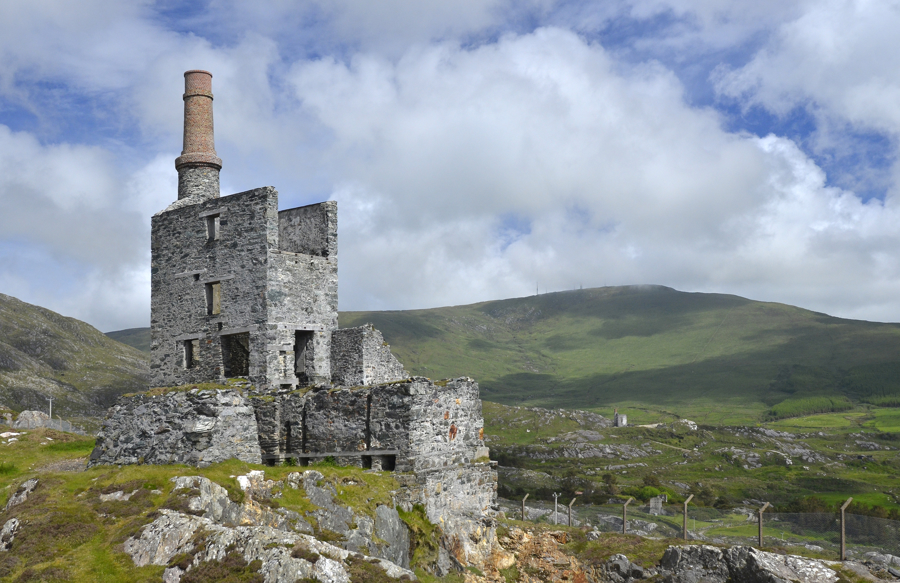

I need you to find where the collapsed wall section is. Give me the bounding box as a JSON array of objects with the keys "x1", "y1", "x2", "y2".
[
  {"x1": 331, "y1": 325, "x2": 408, "y2": 387},
  {"x1": 277, "y1": 202, "x2": 336, "y2": 257},
  {"x1": 265, "y1": 201, "x2": 338, "y2": 389},
  {"x1": 88, "y1": 388, "x2": 262, "y2": 467}
]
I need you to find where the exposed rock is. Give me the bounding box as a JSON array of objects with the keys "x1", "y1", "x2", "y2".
[
  {"x1": 5, "y1": 478, "x2": 38, "y2": 510},
  {"x1": 125, "y1": 509, "x2": 416, "y2": 583},
  {"x1": 169, "y1": 475, "x2": 312, "y2": 534},
  {"x1": 546, "y1": 430, "x2": 604, "y2": 443},
  {"x1": 601, "y1": 553, "x2": 647, "y2": 582},
  {"x1": 12, "y1": 410, "x2": 49, "y2": 429},
  {"x1": 467, "y1": 527, "x2": 591, "y2": 583},
  {"x1": 500, "y1": 442, "x2": 657, "y2": 460},
  {"x1": 659, "y1": 544, "x2": 839, "y2": 583},
  {"x1": 100, "y1": 489, "x2": 139, "y2": 502},
  {"x1": 856, "y1": 440, "x2": 885, "y2": 451},
  {"x1": 0, "y1": 518, "x2": 19, "y2": 551}
]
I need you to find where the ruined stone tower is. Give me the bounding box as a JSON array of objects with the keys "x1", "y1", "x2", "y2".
[
  {"x1": 150, "y1": 71, "x2": 404, "y2": 391},
  {"x1": 96, "y1": 71, "x2": 498, "y2": 568}
]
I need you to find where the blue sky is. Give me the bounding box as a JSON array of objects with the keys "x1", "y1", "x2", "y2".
[{"x1": 2, "y1": 0, "x2": 900, "y2": 330}]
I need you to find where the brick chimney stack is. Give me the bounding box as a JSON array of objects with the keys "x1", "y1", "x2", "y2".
[{"x1": 175, "y1": 70, "x2": 222, "y2": 200}]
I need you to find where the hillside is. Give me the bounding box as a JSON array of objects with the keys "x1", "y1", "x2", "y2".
[
  {"x1": 0, "y1": 293, "x2": 149, "y2": 422},
  {"x1": 103, "y1": 285, "x2": 900, "y2": 425},
  {"x1": 341, "y1": 286, "x2": 900, "y2": 425}
]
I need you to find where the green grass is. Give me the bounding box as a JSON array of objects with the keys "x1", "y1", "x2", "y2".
[
  {"x1": 0, "y1": 432, "x2": 444, "y2": 583},
  {"x1": 767, "y1": 396, "x2": 854, "y2": 420},
  {"x1": 485, "y1": 399, "x2": 900, "y2": 515},
  {"x1": 862, "y1": 409, "x2": 900, "y2": 432}
]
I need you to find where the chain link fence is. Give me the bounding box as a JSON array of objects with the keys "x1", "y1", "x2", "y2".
[{"x1": 500, "y1": 498, "x2": 900, "y2": 560}]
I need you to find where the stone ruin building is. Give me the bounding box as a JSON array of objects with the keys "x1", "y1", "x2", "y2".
[{"x1": 89, "y1": 70, "x2": 499, "y2": 568}]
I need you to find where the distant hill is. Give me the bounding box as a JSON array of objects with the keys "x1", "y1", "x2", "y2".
[
  {"x1": 341, "y1": 286, "x2": 900, "y2": 424},
  {"x1": 105, "y1": 327, "x2": 151, "y2": 353},
  {"x1": 0, "y1": 293, "x2": 149, "y2": 422},
  {"x1": 104, "y1": 285, "x2": 900, "y2": 424}
]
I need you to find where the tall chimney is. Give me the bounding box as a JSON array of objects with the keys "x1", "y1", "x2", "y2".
[{"x1": 175, "y1": 70, "x2": 222, "y2": 200}]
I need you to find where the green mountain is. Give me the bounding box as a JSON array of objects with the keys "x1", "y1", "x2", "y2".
[
  {"x1": 104, "y1": 285, "x2": 900, "y2": 425},
  {"x1": 0, "y1": 293, "x2": 149, "y2": 423},
  {"x1": 341, "y1": 286, "x2": 900, "y2": 425},
  {"x1": 104, "y1": 327, "x2": 151, "y2": 353}
]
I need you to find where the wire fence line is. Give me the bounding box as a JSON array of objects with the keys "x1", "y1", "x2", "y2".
[{"x1": 499, "y1": 498, "x2": 900, "y2": 560}]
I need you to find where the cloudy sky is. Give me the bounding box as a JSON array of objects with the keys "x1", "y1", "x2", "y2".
[{"x1": 2, "y1": 0, "x2": 900, "y2": 331}]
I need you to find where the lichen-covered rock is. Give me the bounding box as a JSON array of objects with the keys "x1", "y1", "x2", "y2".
[
  {"x1": 124, "y1": 509, "x2": 416, "y2": 583},
  {"x1": 299, "y1": 470, "x2": 409, "y2": 567},
  {"x1": 169, "y1": 475, "x2": 312, "y2": 533},
  {"x1": 0, "y1": 518, "x2": 19, "y2": 551},
  {"x1": 659, "y1": 545, "x2": 839, "y2": 583},
  {"x1": 88, "y1": 388, "x2": 262, "y2": 467},
  {"x1": 4, "y1": 478, "x2": 37, "y2": 510}
]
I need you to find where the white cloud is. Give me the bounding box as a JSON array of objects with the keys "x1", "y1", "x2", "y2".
[
  {"x1": 3, "y1": 1, "x2": 900, "y2": 330},
  {"x1": 713, "y1": 1, "x2": 900, "y2": 161},
  {"x1": 281, "y1": 27, "x2": 900, "y2": 321}
]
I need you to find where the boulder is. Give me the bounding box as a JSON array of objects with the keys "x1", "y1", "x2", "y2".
[
  {"x1": 5, "y1": 478, "x2": 38, "y2": 511},
  {"x1": 659, "y1": 545, "x2": 839, "y2": 583}
]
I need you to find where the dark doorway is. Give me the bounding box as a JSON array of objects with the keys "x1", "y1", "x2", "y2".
[
  {"x1": 221, "y1": 332, "x2": 250, "y2": 377},
  {"x1": 294, "y1": 330, "x2": 314, "y2": 383}
]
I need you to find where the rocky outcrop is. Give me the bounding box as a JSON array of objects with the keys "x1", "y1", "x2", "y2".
[
  {"x1": 0, "y1": 518, "x2": 19, "y2": 551},
  {"x1": 125, "y1": 510, "x2": 415, "y2": 583},
  {"x1": 498, "y1": 442, "x2": 657, "y2": 460},
  {"x1": 4, "y1": 478, "x2": 38, "y2": 511},
  {"x1": 123, "y1": 470, "x2": 417, "y2": 583},
  {"x1": 658, "y1": 545, "x2": 839, "y2": 583},
  {"x1": 88, "y1": 388, "x2": 262, "y2": 467}
]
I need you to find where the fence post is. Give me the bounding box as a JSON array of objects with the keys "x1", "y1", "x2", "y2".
[
  {"x1": 623, "y1": 497, "x2": 634, "y2": 534},
  {"x1": 758, "y1": 502, "x2": 770, "y2": 548},
  {"x1": 521, "y1": 493, "x2": 529, "y2": 522},
  {"x1": 568, "y1": 497, "x2": 577, "y2": 527},
  {"x1": 683, "y1": 494, "x2": 694, "y2": 540},
  {"x1": 841, "y1": 497, "x2": 853, "y2": 561},
  {"x1": 552, "y1": 492, "x2": 560, "y2": 525}
]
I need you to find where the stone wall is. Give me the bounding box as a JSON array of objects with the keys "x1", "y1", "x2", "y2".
[
  {"x1": 277, "y1": 202, "x2": 336, "y2": 257},
  {"x1": 88, "y1": 388, "x2": 262, "y2": 467},
  {"x1": 331, "y1": 325, "x2": 408, "y2": 387},
  {"x1": 303, "y1": 387, "x2": 369, "y2": 454},
  {"x1": 150, "y1": 187, "x2": 276, "y2": 389},
  {"x1": 407, "y1": 378, "x2": 488, "y2": 472}
]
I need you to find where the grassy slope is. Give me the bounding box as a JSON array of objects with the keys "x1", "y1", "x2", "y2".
[
  {"x1": 104, "y1": 328, "x2": 151, "y2": 353},
  {"x1": 483, "y1": 401, "x2": 900, "y2": 512},
  {"x1": 341, "y1": 286, "x2": 900, "y2": 425},
  {"x1": 0, "y1": 430, "x2": 418, "y2": 583},
  {"x1": 0, "y1": 293, "x2": 149, "y2": 421}
]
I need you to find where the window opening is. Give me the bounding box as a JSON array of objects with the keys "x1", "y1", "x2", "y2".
[
  {"x1": 183, "y1": 339, "x2": 199, "y2": 369},
  {"x1": 381, "y1": 455, "x2": 396, "y2": 471},
  {"x1": 294, "y1": 331, "x2": 314, "y2": 384},
  {"x1": 221, "y1": 332, "x2": 250, "y2": 377},
  {"x1": 205, "y1": 282, "x2": 221, "y2": 315},
  {"x1": 206, "y1": 214, "x2": 220, "y2": 241}
]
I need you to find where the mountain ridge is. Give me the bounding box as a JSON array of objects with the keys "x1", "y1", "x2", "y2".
[
  {"x1": 103, "y1": 285, "x2": 900, "y2": 424},
  {"x1": 0, "y1": 292, "x2": 149, "y2": 423}
]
